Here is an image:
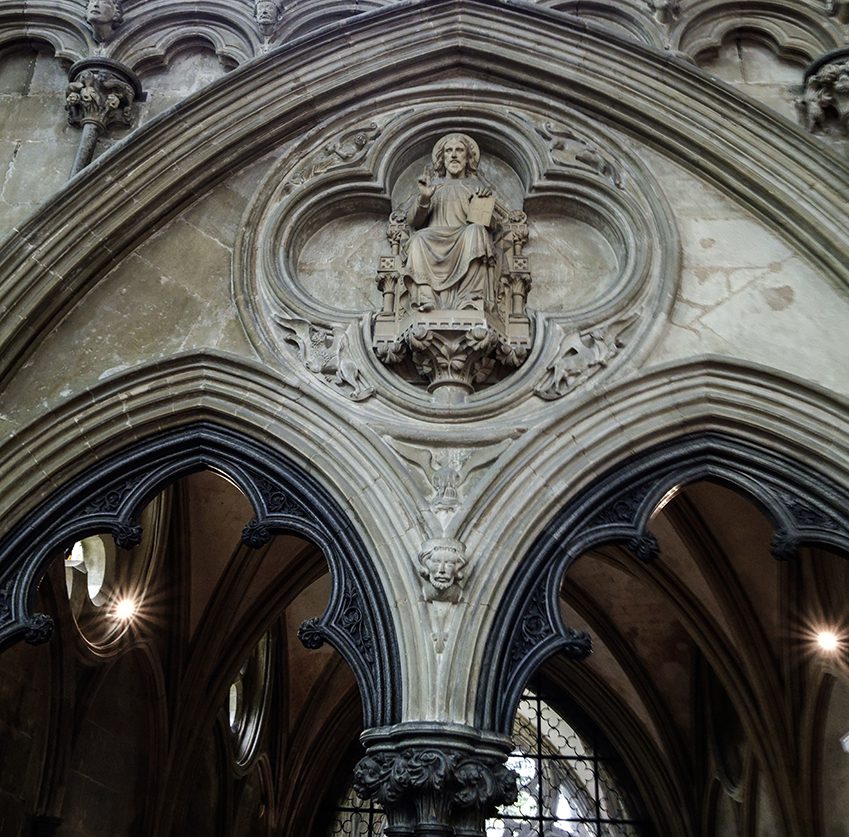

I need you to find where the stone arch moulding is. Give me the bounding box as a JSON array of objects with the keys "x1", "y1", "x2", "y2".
[
  {"x1": 671, "y1": 0, "x2": 841, "y2": 64},
  {"x1": 234, "y1": 97, "x2": 678, "y2": 415},
  {"x1": 477, "y1": 432, "x2": 849, "y2": 734},
  {"x1": 0, "y1": 422, "x2": 401, "y2": 728},
  {"x1": 5, "y1": 0, "x2": 849, "y2": 392}
]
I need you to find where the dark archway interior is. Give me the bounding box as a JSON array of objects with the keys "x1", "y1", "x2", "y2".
[{"x1": 4, "y1": 475, "x2": 846, "y2": 836}]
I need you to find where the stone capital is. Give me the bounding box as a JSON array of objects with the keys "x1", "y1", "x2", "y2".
[
  {"x1": 354, "y1": 724, "x2": 517, "y2": 836},
  {"x1": 65, "y1": 59, "x2": 140, "y2": 133}
]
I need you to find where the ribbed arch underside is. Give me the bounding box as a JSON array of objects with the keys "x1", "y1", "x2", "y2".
[{"x1": 0, "y1": 0, "x2": 848, "y2": 391}]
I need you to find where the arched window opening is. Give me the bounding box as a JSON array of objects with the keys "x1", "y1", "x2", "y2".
[
  {"x1": 489, "y1": 691, "x2": 643, "y2": 837},
  {"x1": 64, "y1": 534, "x2": 109, "y2": 603},
  {"x1": 226, "y1": 633, "x2": 273, "y2": 767}
]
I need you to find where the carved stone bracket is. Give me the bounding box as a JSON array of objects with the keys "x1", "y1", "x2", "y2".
[
  {"x1": 254, "y1": 0, "x2": 285, "y2": 37},
  {"x1": 354, "y1": 727, "x2": 518, "y2": 837},
  {"x1": 65, "y1": 59, "x2": 141, "y2": 176},
  {"x1": 85, "y1": 0, "x2": 124, "y2": 43},
  {"x1": 644, "y1": 0, "x2": 680, "y2": 25}
]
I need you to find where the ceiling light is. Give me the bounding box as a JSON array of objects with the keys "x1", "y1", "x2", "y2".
[
  {"x1": 114, "y1": 598, "x2": 137, "y2": 621},
  {"x1": 817, "y1": 630, "x2": 840, "y2": 652}
]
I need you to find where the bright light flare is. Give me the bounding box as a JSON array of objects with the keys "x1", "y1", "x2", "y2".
[
  {"x1": 113, "y1": 598, "x2": 137, "y2": 621},
  {"x1": 816, "y1": 630, "x2": 840, "y2": 653}
]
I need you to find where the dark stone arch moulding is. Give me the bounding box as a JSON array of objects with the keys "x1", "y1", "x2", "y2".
[
  {"x1": 478, "y1": 432, "x2": 849, "y2": 734},
  {"x1": 0, "y1": 421, "x2": 401, "y2": 728}
]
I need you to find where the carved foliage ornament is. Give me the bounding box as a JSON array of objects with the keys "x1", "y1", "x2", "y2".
[
  {"x1": 353, "y1": 747, "x2": 518, "y2": 830},
  {"x1": 65, "y1": 67, "x2": 135, "y2": 132}
]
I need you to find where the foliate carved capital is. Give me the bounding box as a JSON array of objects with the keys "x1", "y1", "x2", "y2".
[
  {"x1": 353, "y1": 743, "x2": 517, "y2": 834},
  {"x1": 65, "y1": 61, "x2": 139, "y2": 133}
]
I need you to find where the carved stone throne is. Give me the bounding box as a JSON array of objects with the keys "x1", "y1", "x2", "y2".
[{"x1": 372, "y1": 207, "x2": 533, "y2": 395}]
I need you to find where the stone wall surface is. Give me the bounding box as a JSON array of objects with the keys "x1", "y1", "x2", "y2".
[{"x1": 0, "y1": 2, "x2": 848, "y2": 836}]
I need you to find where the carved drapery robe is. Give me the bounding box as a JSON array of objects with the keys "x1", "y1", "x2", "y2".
[{"x1": 403, "y1": 177, "x2": 496, "y2": 311}]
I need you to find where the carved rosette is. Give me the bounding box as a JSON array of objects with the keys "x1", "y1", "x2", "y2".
[{"x1": 353, "y1": 735, "x2": 518, "y2": 836}]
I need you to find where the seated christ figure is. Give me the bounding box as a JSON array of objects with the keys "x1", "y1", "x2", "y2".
[{"x1": 402, "y1": 133, "x2": 499, "y2": 312}]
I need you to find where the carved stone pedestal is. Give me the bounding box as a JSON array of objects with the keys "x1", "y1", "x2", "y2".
[{"x1": 353, "y1": 724, "x2": 518, "y2": 837}]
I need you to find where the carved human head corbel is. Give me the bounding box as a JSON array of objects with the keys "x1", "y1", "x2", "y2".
[
  {"x1": 254, "y1": 0, "x2": 285, "y2": 37},
  {"x1": 85, "y1": 0, "x2": 124, "y2": 43},
  {"x1": 418, "y1": 538, "x2": 467, "y2": 602}
]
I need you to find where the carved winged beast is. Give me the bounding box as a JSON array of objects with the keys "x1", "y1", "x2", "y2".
[{"x1": 275, "y1": 317, "x2": 373, "y2": 401}]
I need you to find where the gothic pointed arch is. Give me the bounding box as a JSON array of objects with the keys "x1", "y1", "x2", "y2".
[
  {"x1": 0, "y1": 420, "x2": 401, "y2": 729},
  {"x1": 1, "y1": 0, "x2": 849, "y2": 391}
]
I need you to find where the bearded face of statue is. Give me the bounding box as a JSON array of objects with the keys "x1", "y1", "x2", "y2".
[
  {"x1": 442, "y1": 136, "x2": 469, "y2": 179},
  {"x1": 423, "y1": 549, "x2": 463, "y2": 590},
  {"x1": 255, "y1": 0, "x2": 281, "y2": 25},
  {"x1": 86, "y1": 0, "x2": 116, "y2": 23}
]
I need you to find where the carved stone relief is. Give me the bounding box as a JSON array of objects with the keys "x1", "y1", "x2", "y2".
[
  {"x1": 254, "y1": 0, "x2": 285, "y2": 37},
  {"x1": 797, "y1": 52, "x2": 849, "y2": 135},
  {"x1": 372, "y1": 133, "x2": 533, "y2": 397},
  {"x1": 275, "y1": 318, "x2": 373, "y2": 400},
  {"x1": 389, "y1": 437, "x2": 514, "y2": 515},
  {"x1": 85, "y1": 0, "x2": 124, "y2": 43},
  {"x1": 417, "y1": 537, "x2": 466, "y2": 603},
  {"x1": 235, "y1": 100, "x2": 677, "y2": 414},
  {"x1": 535, "y1": 315, "x2": 637, "y2": 400}
]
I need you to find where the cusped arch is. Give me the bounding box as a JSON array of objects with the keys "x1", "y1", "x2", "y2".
[
  {"x1": 0, "y1": 420, "x2": 401, "y2": 728},
  {"x1": 2, "y1": 0, "x2": 849, "y2": 394},
  {"x1": 673, "y1": 0, "x2": 841, "y2": 64},
  {"x1": 478, "y1": 430, "x2": 849, "y2": 733}
]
